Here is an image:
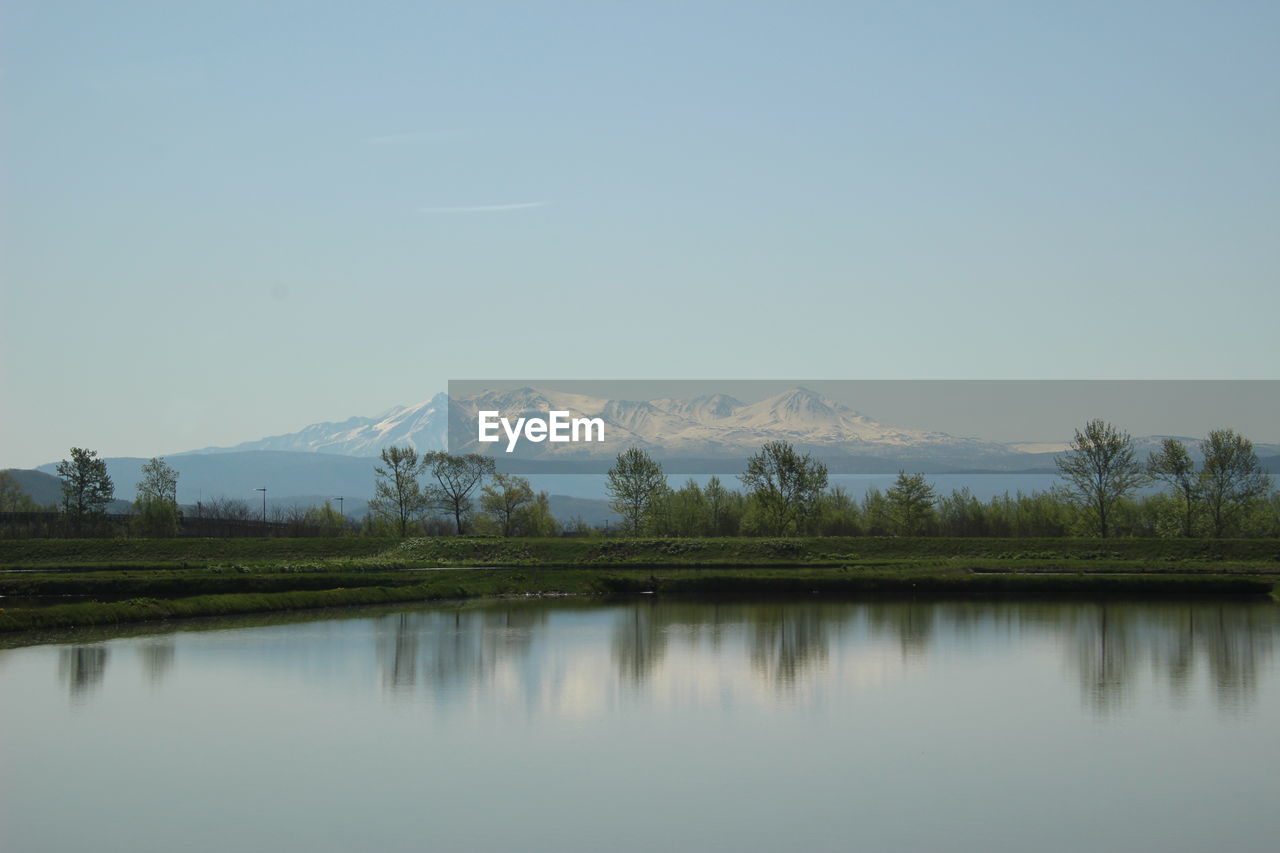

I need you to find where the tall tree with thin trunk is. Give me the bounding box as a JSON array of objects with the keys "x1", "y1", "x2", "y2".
[
  {"x1": 1055, "y1": 420, "x2": 1145, "y2": 538},
  {"x1": 423, "y1": 452, "x2": 496, "y2": 535},
  {"x1": 481, "y1": 472, "x2": 536, "y2": 537},
  {"x1": 606, "y1": 447, "x2": 668, "y2": 535},
  {"x1": 135, "y1": 457, "x2": 181, "y2": 537},
  {"x1": 1198, "y1": 429, "x2": 1272, "y2": 538},
  {"x1": 1147, "y1": 439, "x2": 1198, "y2": 537},
  {"x1": 370, "y1": 446, "x2": 424, "y2": 537}
]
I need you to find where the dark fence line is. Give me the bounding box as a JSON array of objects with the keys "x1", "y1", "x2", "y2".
[{"x1": 0, "y1": 512, "x2": 323, "y2": 539}]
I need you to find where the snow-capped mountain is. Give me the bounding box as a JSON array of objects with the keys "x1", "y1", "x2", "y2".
[
  {"x1": 175, "y1": 385, "x2": 1280, "y2": 472},
  {"x1": 185, "y1": 393, "x2": 450, "y2": 456},
  {"x1": 190, "y1": 386, "x2": 1029, "y2": 467}
]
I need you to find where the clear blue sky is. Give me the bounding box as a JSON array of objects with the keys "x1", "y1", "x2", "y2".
[{"x1": 2, "y1": 1, "x2": 1277, "y2": 468}]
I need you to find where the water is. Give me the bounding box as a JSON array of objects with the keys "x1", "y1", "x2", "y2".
[{"x1": 2, "y1": 597, "x2": 1279, "y2": 852}]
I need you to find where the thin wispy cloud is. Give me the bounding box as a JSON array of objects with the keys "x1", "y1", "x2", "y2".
[
  {"x1": 363, "y1": 130, "x2": 464, "y2": 145},
  {"x1": 419, "y1": 202, "x2": 549, "y2": 214}
]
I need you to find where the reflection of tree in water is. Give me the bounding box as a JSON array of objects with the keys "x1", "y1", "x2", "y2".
[
  {"x1": 137, "y1": 640, "x2": 175, "y2": 684},
  {"x1": 1199, "y1": 604, "x2": 1273, "y2": 710},
  {"x1": 374, "y1": 605, "x2": 547, "y2": 695},
  {"x1": 1069, "y1": 604, "x2": 1136, "y2": 715},
  {"x1": 381, "y1": 613, "x2": 419, "y2": 691},
  {"x1": 1151, "y1": 605, "x2": 1198, "y2": 706},
  {"x1": 611, "y1": 601, "x2": 669, "y2": 686},
  {"x1": 608, "y1": 601, "x2": 853, "y2": 690},
  {"x1": 58, "y1": 645, "x2": 108, "y2": 699},
  {"x1": 1062, "y1": 602, "x2": 1278, "y2": 715},
  {"x1": 366, "y1": 598, "x2": 1278, "y2": 714},
  {"x1": 864, "y1": 602, "x2": 936, "y2": 661},
  {"x1": 746, "y1": 603, "x2": 833, "y2": 689}
]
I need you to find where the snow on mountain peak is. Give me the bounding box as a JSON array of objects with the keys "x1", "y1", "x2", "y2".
[{"x1": 188, "y1": 386, "x2": 1017, "y2": 462}]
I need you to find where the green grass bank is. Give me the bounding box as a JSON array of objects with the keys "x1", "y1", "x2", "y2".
[
  {"x1": 2, "y1": 536, "x2": 1277, "y2": 637},
  {"x1": 1, "y1": 566, "x2": 1273, "y2": 636},
  {"x1": 3, "y1": 535, "x2": 1279, "y2": 570}
]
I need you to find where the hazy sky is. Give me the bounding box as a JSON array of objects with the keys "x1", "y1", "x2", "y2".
[{"x1": 3, "y1": 1, "x2": 1278, "y2": 468}]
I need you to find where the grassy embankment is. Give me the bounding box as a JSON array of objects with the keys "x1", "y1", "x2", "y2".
[{"x1": 1, "y1": 536, "x2": 1277, "y2": 634}]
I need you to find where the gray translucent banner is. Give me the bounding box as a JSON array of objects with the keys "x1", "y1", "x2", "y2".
[{"x1": 446, "y1": 380, "x2": 1279, "y2": 476}]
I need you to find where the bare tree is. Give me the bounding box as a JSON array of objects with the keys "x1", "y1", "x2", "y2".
[
  {"x1": 423, "y1": 452, "x2": 496, "y2": 535},
  {"x1": 1055, "y1": 419, "x2": 1146, "y2": 538}
]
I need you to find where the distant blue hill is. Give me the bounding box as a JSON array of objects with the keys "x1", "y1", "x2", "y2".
[{"x1": 36, "y1": 451, "x2": 380, "y2": 506}]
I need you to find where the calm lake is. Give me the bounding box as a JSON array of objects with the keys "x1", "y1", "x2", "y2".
[{"x1": 3, "y1": 597, "x2": 1279, "y2": 852}]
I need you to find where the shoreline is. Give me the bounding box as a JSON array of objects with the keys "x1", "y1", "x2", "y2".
[
  {"x1": 2, "y1": 536, "x2": 1276, "y2": 639},
  {"x1": 1, "y1": 566, "x2": 1274, "y2": 639}
]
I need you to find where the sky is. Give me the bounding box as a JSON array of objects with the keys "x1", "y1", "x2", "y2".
[{"x1": 2, "y1": 1, "x2": 1278, "y2": 468}]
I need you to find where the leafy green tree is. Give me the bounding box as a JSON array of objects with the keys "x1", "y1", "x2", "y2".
[
  {"x1": 478, "y1": 468, "x2": 558, "y2": 535},
  {"x1": 606, "y1": 447, "x2": 668, "y2": 535},
  {"x1": 0, "y1": 471, "x2": 41, "y2": 512},
  {"x1": 886, "y1": 471, "x2": 936, "y2": 536},
  {"x1": 666, "y1": 479, "x2": 711, "y2": 537},
  {"x1": 370, "y1": 446, "x2": 425, "y2": 537},
  {"x1": 1055, "y1": 420, "x2": 1146, "y2": 538},
  {"x1": 739, "y1": 441, "x2": 828, "y2": 536},
  {"x1": 423, "y1": 452, "x2": 496, "y2": 535},
  {"x1": 937, "y1": 487, "x2": 987, "y2": 537},
  {"x1": 703, "y1": 476, "x2": 741, "y2": 537},
  {"x1": 481, "y1": 473, "x2": 537, "y2": 536},
  {"x1": 137, "y1": 457, "x2": 178, "y2": 505},
  {"x1": 305, "y1": 502, "x2": 349, "y2": 536},
  {"x1": 132, "y1": 457, "x2": 180, "y2": 537},
  {"x1": 1198, "y1": 429, "x2": 1272, "y2": 538},
  {"x1": 1238, "y1": 490, "x2": 1280, "y2": 538},
  {"x1": 813, "y1": 486, "x2": 860, "y2": 536},
  {"x1": 56, "y1": 448, "x2": 114, "y2": 530},
  {"x1": 360, "y1": 512, "x2": 400, "y2": 537},
  {"x1": 519, "y1": 491, "x2": 561, "y2": 538},
  {"x1": 1147, "y1": 439, "x2": 1198, "y2": 537},
  {"x1": 860, "y1": 487, "x2": 892, "y2": 536}
]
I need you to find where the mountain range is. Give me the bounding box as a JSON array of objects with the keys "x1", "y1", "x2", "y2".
[
  {"x1": 16, "y1": 387, "x2": 1277, "y2": 523},
  {"x1": 190, "y1": 386, "x2": 1061, "y2": 470}
]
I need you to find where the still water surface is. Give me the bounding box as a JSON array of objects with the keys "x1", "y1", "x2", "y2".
[{"x1": 3, "y1": 597, "x2": 1279, "y2": 852}]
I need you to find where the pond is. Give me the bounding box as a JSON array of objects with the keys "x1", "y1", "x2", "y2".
[{"x1": 2, "y1": 597, "x2": 1278, "y2": 852}]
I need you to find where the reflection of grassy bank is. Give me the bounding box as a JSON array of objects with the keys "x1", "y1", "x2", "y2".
[{"x1": 1, "y1": 566, "x2": 1274, "y2": 636}]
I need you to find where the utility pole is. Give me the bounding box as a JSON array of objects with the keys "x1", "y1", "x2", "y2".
[{"x1": 255, "y1": 487, "x2": 267, "y2": 534}]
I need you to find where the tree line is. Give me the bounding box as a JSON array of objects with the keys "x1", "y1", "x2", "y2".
[
  {"x1": 366, "y1": 447, "x2": 558, "y2": 537},
  {"x1": 3, "y1": 421, "x2": 1274, "y2": 539},
  {"x1": 603, "y1": 425, "x2": 1275, "y2": 539}
]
